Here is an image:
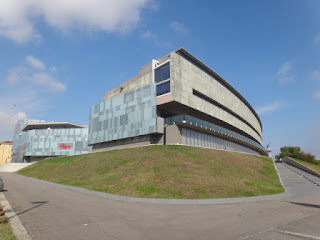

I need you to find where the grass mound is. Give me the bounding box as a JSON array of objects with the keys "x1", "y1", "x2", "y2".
[
  {"x1": 18, "y1": 145, "x2": 284, "y2": 199},
  {"x1": 293, "y1": 158, "x2": 320, "y2": 174}
]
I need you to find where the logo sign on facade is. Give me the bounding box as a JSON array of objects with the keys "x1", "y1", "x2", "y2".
[{"x1": 58, "y1": 143, "x2": 73, "y2": 150}]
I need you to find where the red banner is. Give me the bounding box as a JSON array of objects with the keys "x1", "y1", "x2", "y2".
[{"x1": 59, "y1": 143, "x2": 72, "y2": 149}]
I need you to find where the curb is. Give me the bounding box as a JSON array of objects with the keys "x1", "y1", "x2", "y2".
[
  {"x1": 0, "y1": 192, "x2": 32, "y2": 240},
  {"x1": 273, "y1": 160, "x2": 285, "y2": 187},
  {"x1": 283, "y1": 157, "x2": 320, "y2": 178},
  {"x1": 13, "y1": 173, "x2": 289, "y2": 205}
]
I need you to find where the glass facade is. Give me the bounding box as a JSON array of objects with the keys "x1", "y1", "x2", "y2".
[
  {"x1": 165, "y1": 115, "x2": 266, "y2": 153},
  {"x1": 89, "y1": 83, "x2": 158, "y2": 145},
  {"x1": 182, "y1": 128, "x2": 260, "y2": 155},
  {"x1": 12, "y1": 119, "x2": 91, "y2": 162}
]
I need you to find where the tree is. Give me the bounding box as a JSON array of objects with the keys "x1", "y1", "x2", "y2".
[
  {"x1": 275, "y1": 146, "x2": 317, "y2": 165},
  {"x1": 276, "y1": 146, "x2": 301, "y2": 159}
]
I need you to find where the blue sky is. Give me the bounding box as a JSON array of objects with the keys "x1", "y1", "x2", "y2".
[{"x1": 0, "y1": 0, "x2": 319, "y2": 158}]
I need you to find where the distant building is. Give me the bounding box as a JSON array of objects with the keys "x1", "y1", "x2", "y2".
[
  {"x1": 89, "y1": 48, "x2": 267, "y2": 156},
  {"x1": 0, "y1": 140, "x2": 12, "y2": 165},
  {"x1": 12, "y1": 119, "x2": 91, "y2": 162}
]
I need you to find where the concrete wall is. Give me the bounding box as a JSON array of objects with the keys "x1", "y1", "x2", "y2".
[
  {"x1": 170, "y1": 51, "x2": 262, "y2": 145},
  {"x1": 92, "y1": 134, "x2": 164, "y2": 152},
  {"x1": 103, "y1": 54, "x2": 170, "y2": 101},
  {"x1": 165, "y1": 125, "x2": 182, "y2": 145},
  {"x1": 283, "y1": 156, "x2": 320, "y2": 178}
]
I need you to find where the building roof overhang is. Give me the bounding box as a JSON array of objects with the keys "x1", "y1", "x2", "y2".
[{"x1": 21, "y1": 122, "x2": 88, "y2": 132}]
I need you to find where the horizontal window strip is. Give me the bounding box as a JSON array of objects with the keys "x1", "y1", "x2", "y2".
[
  {"x1": 176, "y1": 49, "x2": 262, "y2": 131},
  {"x1": 165, "y1": 114, "x2": 265, "y2": 152}
]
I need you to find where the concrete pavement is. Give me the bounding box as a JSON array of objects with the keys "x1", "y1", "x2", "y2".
[
  {"x1": 0, "y1": 163, "x2": 319, "y2": 240},
  {"x1": 0, "y1": 163, "x2": 36, "y2": 172},
  {"x1": 0, "y1": 192, "x2": 32, "y2": 240}
]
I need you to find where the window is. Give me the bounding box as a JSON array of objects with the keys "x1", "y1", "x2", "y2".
[
  {"x1": 155, "y1": 62, "x2": 170, "y2": 83},
  {"x1": 156, "y1": 81, "x2": 170, "y2": 96},
  {"x1": 154, "y1": 61, "x2": 171, "y2": 96}
]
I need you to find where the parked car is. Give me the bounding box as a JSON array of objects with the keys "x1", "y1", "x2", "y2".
[{"x1": 0, "y1": 177, "x2": 3, "y2": 191}]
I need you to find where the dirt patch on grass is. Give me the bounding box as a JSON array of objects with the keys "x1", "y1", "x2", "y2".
[{"x1": 18, "y1": 145, "x2": 284, "y2": 199}]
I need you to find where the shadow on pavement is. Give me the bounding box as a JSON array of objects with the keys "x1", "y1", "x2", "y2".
[
  {"x1": 288, "y1": 201, "x2": 320, "y2": 209},
  {"x1": 9, "y1": 201, "x2": 49, "y2": 219}
]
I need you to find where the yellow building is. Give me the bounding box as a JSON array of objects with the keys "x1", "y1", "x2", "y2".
[{"x1": 0, "y1": 141, "x2": 12, "y2": 165}]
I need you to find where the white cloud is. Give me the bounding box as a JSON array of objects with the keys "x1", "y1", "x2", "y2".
[
  {"x1": 276, "y1": 61, "x2": 295, "y2": 84},
  {"x1": 6, "y1": 56, "x2": 66, "y2": 92},
  {"x1": 0, "y1": 90, "x2": 44, "y2": 115},
  {"x1": 0, "y1": 0, "x2": 151, "y2": 43},
  {"x1": 169, "y1": 21, "x2": 188, "y2": 34},
  {"x1": 310, "y1": 70, "x2": 320, "y2": 81},
  {"x1": 256, "y1": 102, "x2": 282, "y2": 115},
  {"x1": 141, "y1": 30, "x2": 157, "y2": 39},
  {"x1": 0, "y1": 0, "x2": 39, "y2": 43},
  {"x1": 314, "y1": 34, "x2": 320, "y2": 45},
  {"x1": 26, "y1": 55, "x2": 45, "y2": 70},
  {"x1": 0, "y1": 90, "x2": 37, "y2": 141},
  {"x1": 0, "y1": 85, "x2": 55, "y2": 142},
  {"x1": 278, "y1": 75, "x2": 295, "y2": 84},
  {"x1": 30, "y1": 73, "x2": 66, "y2": 91},
  {"x1": 7, "y1": 66, "x2": 27, "y2": 84},
  {"x1": 0, "y1": 111, "x2": 27, "y2": 140},
  {"x1": 0, "y1": 56, "x2": 64, "y2": 141},
  {"x1": 313, "y1": 91, "x2": 320, "y2": 100},
  {"x1": 277, "y1": 61, "x2": 292, "y2": 76}
]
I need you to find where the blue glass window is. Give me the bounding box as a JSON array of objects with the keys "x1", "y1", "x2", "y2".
[
  {"x1": 156, "y1": 81, "x2": 170, "y2": 96},
  {"x1": 155, "y1": 62, "x2": 170, "y2": 83}
]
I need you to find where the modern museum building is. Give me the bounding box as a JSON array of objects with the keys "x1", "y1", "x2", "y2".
[
  {"x1": 89, "y1": 48, "x2": 267, "y2": 156},
  {"x1": 12, "y1": 119, "x2": 91, "y2": 162}
]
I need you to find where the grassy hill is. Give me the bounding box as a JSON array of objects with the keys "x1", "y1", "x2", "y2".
[
  {"x1": 293, "y1": 158, "x2": 320, "y2": 174},
  {"x1": 17, "y1": 145, "x2": 284, "y2": 199}
]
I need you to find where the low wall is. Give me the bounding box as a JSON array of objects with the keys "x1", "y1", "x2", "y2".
[{"x1": 283, "y1": 157, "x2": 320, "y2": 178}]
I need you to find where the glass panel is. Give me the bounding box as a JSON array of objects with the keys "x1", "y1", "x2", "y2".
[
  {"x1": 165, "y1": 114, "x2": 264, "y2": 152},
  {"x1": 155, "y1": 62, "x2": 170, "y2": 83},
  {"x1": 156, "y1": 81, "x2": 170, "y2": 96},
  {"x1": 88, "y1": 83, "x2": 157, "y2": 145}
]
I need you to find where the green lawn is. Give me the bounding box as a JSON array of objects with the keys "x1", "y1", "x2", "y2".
[
  {"x1": 18, "y1": 145, "x2": 284, "y2": 199},
  {"x1": 0, "y1": 219, "x2": 17, "y2": 240}
]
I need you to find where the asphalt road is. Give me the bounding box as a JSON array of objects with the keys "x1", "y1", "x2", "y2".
[{"x1": 1, "y1": 163, "x2": 320, "y2": 240}]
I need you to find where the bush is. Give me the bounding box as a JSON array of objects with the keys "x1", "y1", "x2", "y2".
[
  {"x1": 276, "y1": 146, "x2": 302, "y2": 160},
  {"x1": 299, "y1": 152, "x2": 312, "y2": 163},
  {"x1": 277, "y1": 146, "x2": 317, "y2": 164}
]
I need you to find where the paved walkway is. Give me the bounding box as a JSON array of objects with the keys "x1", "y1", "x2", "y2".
[{"x1": 0, "y1": 163, "x2": 320, "y2": 240}]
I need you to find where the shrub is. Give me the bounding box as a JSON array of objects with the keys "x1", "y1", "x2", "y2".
[{"x1": 277, "y1": 146, "x2": 317, "y2": 164}]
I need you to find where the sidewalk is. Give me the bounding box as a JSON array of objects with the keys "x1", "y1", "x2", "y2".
[{"x1": 0, "y1": 191, "x2": 32, "y2": 240}]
